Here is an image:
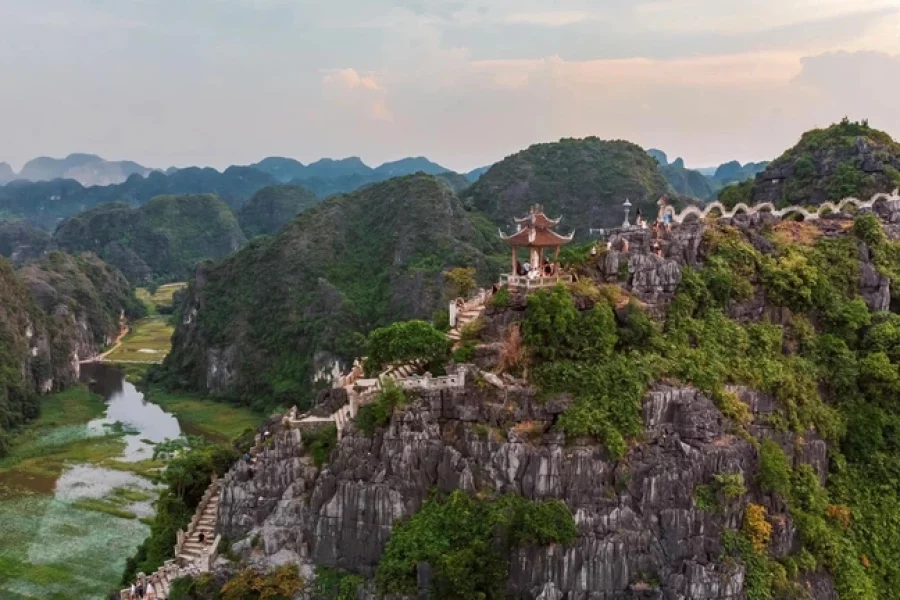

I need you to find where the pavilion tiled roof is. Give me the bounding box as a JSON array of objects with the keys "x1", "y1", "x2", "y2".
[
  {"x1": 500, "y1": 204, "x2": 574, "y2": 246},
  {"x1": 500, "y1": 227, "x2": 574, "y2": 246},
  {"x1": 514, "y1": 211, "x2": 561, "y2": 229}
]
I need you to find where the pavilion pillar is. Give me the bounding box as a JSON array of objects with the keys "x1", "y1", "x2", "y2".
[{"x1": 511, "y1": 246, "x2": 517, "y2": 275}]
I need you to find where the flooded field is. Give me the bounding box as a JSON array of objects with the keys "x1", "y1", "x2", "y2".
[{"x1": 0, "y1": 364, "x2": 185, "y2": 599}]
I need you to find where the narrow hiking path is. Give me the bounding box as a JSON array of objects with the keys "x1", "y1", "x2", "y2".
[{"x1": 81, "y1": 324, "x2": 130, "y2": 364}]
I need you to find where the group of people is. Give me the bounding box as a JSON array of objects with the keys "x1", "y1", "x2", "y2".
[
  {"x1": 515, "y1": 258, "x2": 559, "y2": 279},
  {"x1": 128, "y1": 579, "x2": 154, "y2": 599}
]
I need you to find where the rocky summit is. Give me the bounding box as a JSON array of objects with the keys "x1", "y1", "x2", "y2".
[{"x1": 193, "y1": 193, "x2": 900, "y2": 600}]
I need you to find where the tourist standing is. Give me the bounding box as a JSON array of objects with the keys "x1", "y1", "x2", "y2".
[
  {"x1": 129, "y1": 582, "x2": 136, "y2": 600},
  {"x1": 146, "y1": 581, "x2": 156, "y2": 600}
]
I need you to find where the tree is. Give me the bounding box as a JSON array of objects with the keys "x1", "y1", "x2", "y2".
[
  {"x1": 446, "y1": 267, "x2": 477, "y2": 299},
  {"x1": 364, "y1": 320, "x2": 451, "y2": 374}
]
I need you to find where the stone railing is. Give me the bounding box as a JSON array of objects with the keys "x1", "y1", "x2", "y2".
[
  {"x1": 335, "y1": 359, "x2": 365, "y2": 389},
  {"x1": 449, "y1": 288, "x2": 491, "y2": 328},
  {"x1": 199, "y1": 533, "x2": 222, "y2": 573},
  {"x1": 500, "y1": 273, "x2": 574, "y2": 291},
  {"x1": 175, "y1": 473, "x2": 219, "y2": 558},
  {"x1": 396, "y1": 365, "x2": 467, "y2": 391},
  {"x1": 660, "y1": 189, "x2": 900, "y2": 225}
]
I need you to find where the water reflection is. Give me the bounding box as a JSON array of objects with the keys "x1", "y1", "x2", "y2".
[{"x1": 81, "y1": 363, "x2": 182, "y2": 461}]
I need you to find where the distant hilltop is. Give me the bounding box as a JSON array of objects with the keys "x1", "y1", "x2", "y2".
[
  {"x1": 0, "y1": 153, "x2": 156, "y2": 187},
  {"x1": 0, "y1": 153, "x2": 494, "y2": 188}
]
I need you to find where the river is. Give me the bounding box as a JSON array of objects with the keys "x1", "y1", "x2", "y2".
[{"x1": 0, "y1": 364, "x2": 190, "y2": 599}]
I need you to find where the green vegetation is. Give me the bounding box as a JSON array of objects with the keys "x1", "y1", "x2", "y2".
[
  {"x1": 167, "y1": 565, "x2": 305, "y2": 600},
  {"x1": 0, "y1": 257, "x2": 47, "y2": 455},
  {"x1": 489, "y1": 286, "x2": 510, "y2": 308},
  {"x1": 513, "y1": 213, "x2": 900, "y2": 597},
  {"x1": 445, "y1": 266, "x2": 477, "y2": 298},
  {"x1": 159, "y1": 174, "x2": 503, "y2": 411},
  {"x1": 695, "y1": 473, "x2": 748, "y2": 512},
  {"x1": 718, "y1": 179, "x2": 754, "y2": 209},
  {"x1": 121, "y1": 439, "x2": 237, "y2": 584},
  {"x1": 355, "y1": 381, "x2": 407, "y2": 436},
  {"x1": 0, "y1": 384, "x2": 157, "y2": 599},
  {"x1": 660, "y1": 162, "x2": 718, "y2": 200},
  {"x1": 137, "y1": 282, "x2": 187, "y2": 315},
  {"x1": 143, "y1": 388, "x2": 265, "y2": 441},
  {"x1": 464, "y1": 137, "x2": 669, "y2": 233},
  {"x1": 238, "y1": 184, "x2": 319, "y2": 238},
  {"x1": 106, "y1": 317, "x2": 174, "y2": 363},
  {"x1": 72, "y1": 498, "x2": 137, "y2": 520},
  {"x1": 761, "y1": 119, "x2": 900, "y2": 205},
  {"x1": 0, "y1": 219, "x2": 50, "y2": 263},
  {"x1": 53, "y1": 194, "x2": 247, "y2": 283},
  {"x1": 364, "y1": 320, "x2": 451, "y2": 375},
  {"x1": 522, "y1": 285, "x2": 659, "y2": 458},
  {"x1": 376, "y1": 490, "x2": 577, "y2": 599},
  {"x1": 302, "y1": 424, "x2": 338, "y2": 467},
  {"x1": 0, "y1": 385, "x2": 115, "y2": 480},
  {"x1": 0, "y1": 166, "x2": 277, "y2": 230},
  {"x1": 312, "y1": 567, "x2": 365, "y2": 600},
  {"x1": 3, "y1": 249, "x2": 148, "y2": 438}
]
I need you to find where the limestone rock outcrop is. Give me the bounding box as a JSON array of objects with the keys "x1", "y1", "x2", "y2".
[{"x1": 218, "y1": 380, "x2": 831, "y2": 599}]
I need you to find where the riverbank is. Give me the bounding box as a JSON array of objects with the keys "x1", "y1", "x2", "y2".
[
  {"x1": 0, "y1": 364, "x2": 265, "y2": 599},
  {"x1": 0, "y1": 383, "x2": 156, "y2": 599}
]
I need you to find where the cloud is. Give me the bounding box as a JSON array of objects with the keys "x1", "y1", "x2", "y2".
[
  {"x1": 1, "y1": 0, "x2": 899, "y2": 172},
  {"x1": 323, "y1": 68, "x2": 383, "y2": 91},
  {"x1": 322, "y1": 68, "x2": 392, "y2": 122}
]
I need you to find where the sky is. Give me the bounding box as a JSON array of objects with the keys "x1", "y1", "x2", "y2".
[{"x1": 1, "y1": 0, "x2": 899, "y2": 173}]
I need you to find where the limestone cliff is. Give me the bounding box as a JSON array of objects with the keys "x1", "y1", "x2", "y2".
[
  {"x1": 752, "y1": 120, "x2": 900, "y2": 207},
  {"x1": 159, "y1": 174, "x2": 504, "y2": 409},
  {"x1": 0, "y1": 252, "x2": 145, "y2": 452},
  {"x1": 209, "y1": 206, "x2": 900, "y2": 599},
  {"x1": 217, "y1": 377, "x2": 835, "y2": 599}
]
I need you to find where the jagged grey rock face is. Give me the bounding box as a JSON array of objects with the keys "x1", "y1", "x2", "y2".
[
  {"x1": 214, "y1": 215, "x2": 894, "y2": 599},
  {"x1": 218, "y1": 383, "x2": 832, "y2": 599}
]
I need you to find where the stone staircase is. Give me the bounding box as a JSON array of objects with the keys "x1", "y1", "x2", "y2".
[
  {"x1": 121, "y1": 476, "x2": 222, "y2": 599},
  {"x1": 379, "y1": 359, "x2": 425, "y2": 382},
  {"x1": 447, "y1": 289, "x2": 490, "y2": 342},
  {"x1": 177, "y1": 489, "x2": 219, "y2": 564},
  {"x1": 284, "y1": 358, "x2": 429, "y2": 439}
]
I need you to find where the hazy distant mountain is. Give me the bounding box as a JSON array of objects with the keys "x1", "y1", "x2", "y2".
[
  {"x1": 0, "y1": 166, "x2": 279, "y2": 230},
  {"x1": 15, "y1": 153, "x2": 155, "y2": 186},
  {"x1": 465, "y1": 166, "x2": 492, "y2": 182},
  {"x1": 0, "y1": 163, "x2": 14, "y2": 184},
  {"x1": 304, "y1": 157, "x2": 371, "y2": 180},
  {"x1": 647, "y1": 148, "x2": 769, "y2": 200},
  {"x1": 647, "y1": 149, "x2": 668, "y2": 166},
  {"x1": 251, "y1": 157, "x2": 306, "y2": 182},
  {"x1": 373, "y1": 157, "x2": 448, "y2": 178},
  {"x1": 251, "y1": 155, "x2": 451, "y2": 185},
  {"x1": 713, "y1": 160, "x2": 769, "y2": 185},
  {"x1": 660, "y1": 161, "x2": 717, "y2": 200}
]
